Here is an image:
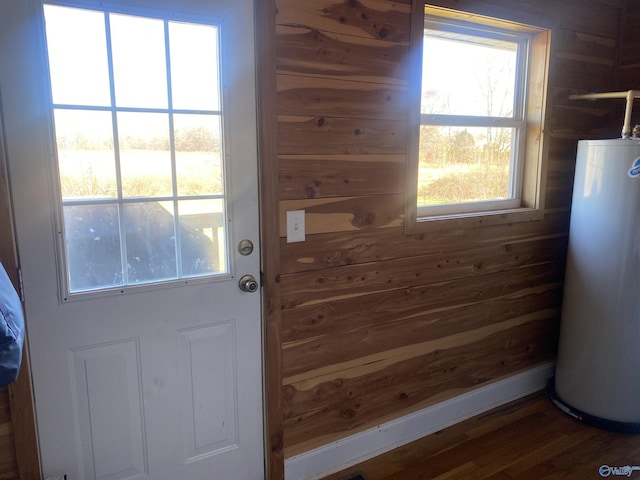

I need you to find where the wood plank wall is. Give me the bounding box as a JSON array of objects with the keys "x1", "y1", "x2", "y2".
[
  {"x1": 619, "y1": 0, "x2": 640, "y2": 126},
  {"x1": 0, "y1": 1, "x2": 630, "y2": 479},
  {"x1": 272, "y1": 0, "x2": 624, "y2": 460}
]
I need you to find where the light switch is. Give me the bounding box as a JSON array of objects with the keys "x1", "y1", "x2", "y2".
[{"x1": 286, "y1": 210, "x2": 305, "y2": 243}]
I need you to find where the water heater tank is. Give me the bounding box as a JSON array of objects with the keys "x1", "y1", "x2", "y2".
[{"x1": 552, "y1": 138, "x2": 640, "y2": 432}]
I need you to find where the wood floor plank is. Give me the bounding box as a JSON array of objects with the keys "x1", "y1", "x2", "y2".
[
  {"x1": 500, "y1": 427, "x2": 596, "y2": 477},
  {"x1": 388, "y1": 413, "x2": 551, "y2": 480},
  {"x1": 322, "y1": 391, "x2": 640, "y2": 480}
]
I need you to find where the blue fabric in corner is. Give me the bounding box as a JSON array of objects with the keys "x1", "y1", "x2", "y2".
[{"x1": 0, "y1": 261, "x2": 24, "y2": 387}]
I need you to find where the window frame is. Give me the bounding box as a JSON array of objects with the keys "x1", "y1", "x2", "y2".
[{"x1": 406, "y1": 4, "x2": 551, "y2": 233}]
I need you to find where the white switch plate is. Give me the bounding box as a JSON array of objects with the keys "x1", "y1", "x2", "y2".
[{"x1": 286, "y1": 210, "x2": 305, "y2": 243}]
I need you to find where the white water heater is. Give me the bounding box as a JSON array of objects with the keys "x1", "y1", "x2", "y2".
[{"x1": 553, "y1": 138, "x2": 640, "y2": 432}]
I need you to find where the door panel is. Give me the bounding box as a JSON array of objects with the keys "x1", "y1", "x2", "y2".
[
  {"x1": 70, "y1": 340, "x2": 147, "y2": 479},
  {"x1": 0, "y1": 0, "x2": 263, "y2": 478},
  {"x1": 178, "y1": 321, "x2": 238, "y2": 459}
]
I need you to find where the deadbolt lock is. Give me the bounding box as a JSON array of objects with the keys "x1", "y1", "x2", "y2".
[{"x1": 237, "y1": 239, "x2": 254, "y2": 256}]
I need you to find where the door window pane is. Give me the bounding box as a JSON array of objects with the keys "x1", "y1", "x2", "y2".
[
  {"x1": 124, "y1": 202, "x2": 177, "y2": 284},
  {"x1": 174, "y1": 114, "x2": 223, "y2": 196},
  {"x1": 110, "y1": 14, "x2": 168, "y2": 109},
  {"x1": 55, "y1": 109, "x2": 117, "y2": 199},
  {"x1": 64, "y1": 204, "x2": 123, "y2": 292},
  {"x1": 169, "y1": 22, "x2": 220, "y2": 111},
  {"x1": 44, "y1": 5, "x2": 111, "y2": 106},
  {"x1": 178, "y1": 199, "x2": 225, "y2": 276},
  {"x1": 117, "y1": 112, "x2": 172, "y2": 198}
]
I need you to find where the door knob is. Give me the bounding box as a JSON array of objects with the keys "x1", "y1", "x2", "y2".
[{"x1": 238, "y1": 275, "x2": 259, "y2": 293}]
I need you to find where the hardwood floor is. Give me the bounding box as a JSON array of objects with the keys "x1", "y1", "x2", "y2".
[{"x1": 321, "y1": 390, "x2": 640, "y2": 480}]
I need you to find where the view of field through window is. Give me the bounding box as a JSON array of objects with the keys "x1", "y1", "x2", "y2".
[
  {"x1": 44, "y1": 4, "x2": 227, "y2": 293},
  {"x1": 54, "y1": 110, "x2": 223, "y2": 199},
  {"x1": 418, "y1": 30, "x2": 519, "y2": 208}
]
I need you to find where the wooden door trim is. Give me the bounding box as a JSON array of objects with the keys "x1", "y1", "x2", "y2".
[
  {"x1": 0, "y1": 94, "x2": 41, "y2": 479},
  {"x1": 254, "y1": 0, "x2": 284, "y2": 478}
]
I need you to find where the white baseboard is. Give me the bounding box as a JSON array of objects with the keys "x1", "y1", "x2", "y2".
[{"x1": 284, "y1": 362, "x2": 555, "y2": 480}]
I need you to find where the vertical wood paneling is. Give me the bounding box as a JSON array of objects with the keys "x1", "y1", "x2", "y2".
[{"x1": 267, "y1": 0, "x2": 625, "y2": 464}]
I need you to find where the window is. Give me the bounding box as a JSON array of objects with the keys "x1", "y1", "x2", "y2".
[
  {"x1": 406, "y1": 5, "x2": 550, "y2": 232},
  {"x1": 44, "y1": 4, "x2": 228, "y2": 295}
]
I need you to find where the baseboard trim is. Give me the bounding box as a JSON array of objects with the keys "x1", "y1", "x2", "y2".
[{"x1": 284, "y1": 362, "x2": 555, "y2": 480}]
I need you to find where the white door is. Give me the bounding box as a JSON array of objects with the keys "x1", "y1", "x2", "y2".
[{"x1": 0, "y1": 0, "x2": 264, "y2": 479}]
